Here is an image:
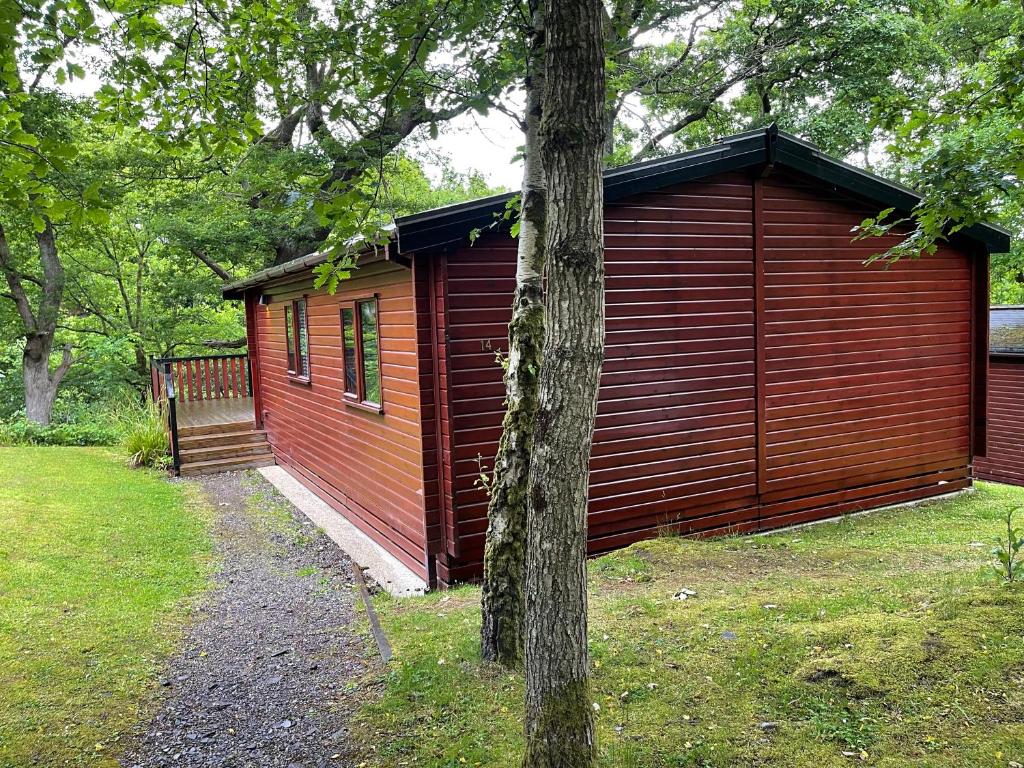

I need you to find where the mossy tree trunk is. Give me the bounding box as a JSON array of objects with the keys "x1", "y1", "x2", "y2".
[
  {"x1": 523, "y1": 0, "x2": 605, "y2": 764},
  {"x1": 480, "y1": 0, "x2": 546, "y2": 669}
]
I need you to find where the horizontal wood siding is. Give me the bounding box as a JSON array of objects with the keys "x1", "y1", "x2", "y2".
[
  {"x1": 252, "y1": 262, "x2": 428, "y2": 578},
  {"x1": 974, "y1": 357, "x2": 1024, "y2": 485},
  {"x1": 758, "y1": 172, "x2": 972, "y2": 525},
  {"x1": 444, "y1": 173, "x2": 758, "y2": 580}
]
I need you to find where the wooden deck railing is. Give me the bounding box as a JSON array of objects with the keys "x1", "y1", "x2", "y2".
[
  {"x1": 150, "y1": 353, "x2": 251, "y2": 474},
  {"x1": 150, "y1": 353, "x2": 250, "y2": 404}
]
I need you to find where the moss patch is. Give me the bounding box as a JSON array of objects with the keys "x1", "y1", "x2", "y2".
[{"x1": 355, "y1": 483, "x2": 1024, "y2": 767}]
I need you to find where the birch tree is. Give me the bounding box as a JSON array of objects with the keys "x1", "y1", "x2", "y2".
[
  {"x1": 480, "y1": 0, "x2": 545, "y2": 668},
  {"x1": 522, "y1": 0, "x2": 605, "y2": 763}
]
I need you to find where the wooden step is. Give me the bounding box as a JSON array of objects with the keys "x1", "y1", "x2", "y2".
[
  {"x1": 179, "y1": 441, "x2": 271, "y2": 462},
  {"x1": 179, "y1": 452, "x2": 276, "y2": 476},
  {"x1": 177, "y1": 419, "x2": 255, "y2": 438},
  {"x1": 178, "y1": 429, "x2": 268, "y2": 450}
]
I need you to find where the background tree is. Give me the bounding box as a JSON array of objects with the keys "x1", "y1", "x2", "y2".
[
  {"x1": 600, "y1": 0, "x2": 941, "y2": 162},
  {"x1": 522, "y1": 0, "x2": 605, "y2": 764},
  {"x1": 93, "y1": 0, "x2": 521, "y2": 271},
  {"x1": 0, "y1": 89, "x2": 104, "y2": 424},
  {"x1": 859, "y1": 0, "x2": 1022, "y2": 272}
]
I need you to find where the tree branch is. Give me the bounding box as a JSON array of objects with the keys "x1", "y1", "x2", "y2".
[
  {"x1": 190, "y1": 247, "x2": 234, "y2": 281},
  {"x1": 202, "y1": 336, "x2": 247, "y2": 349},
  {"x1": 51, "y1": 344, "x2": 74, "y2": 389},
  {"x1": 0, "y1": 222, "x2": 38, "y2": 331}
]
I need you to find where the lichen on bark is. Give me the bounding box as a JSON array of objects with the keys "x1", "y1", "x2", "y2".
[
  {"x1": 523, "y1": 678, "x2": 596, "y2": 768},
  {"x1": 480, "y1": 0, "x2": 546, "y2": 669}
]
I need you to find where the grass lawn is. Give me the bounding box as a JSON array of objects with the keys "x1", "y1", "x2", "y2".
[
  {"x1": 0, "y1": 447, "x2": 212, "y2": 766},
  {"x1": 357, "y1": 483, "x2": 1024, "y2": 767}
]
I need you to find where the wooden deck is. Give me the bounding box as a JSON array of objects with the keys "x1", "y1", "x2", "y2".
[{"x1": 177, "y1": 397, "x2": 255, "y2": 429}]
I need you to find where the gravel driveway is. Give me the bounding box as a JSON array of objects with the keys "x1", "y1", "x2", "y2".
[{"x1": 121, "y1": 470, "x2": 378, "y2": 768}]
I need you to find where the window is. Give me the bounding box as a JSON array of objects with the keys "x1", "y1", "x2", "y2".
[
  {"x1": 285, "y1": 298, "x2": 310, "y2": 380},
  {"x1": 360, "y1": 300, "x2": 381, "y2": 405},
  {"x1": 341, "y1": 307, "x2": 357, "y2": 395},
  {"x1": 295, "y1": 299, "x2": 309, "y2": 378},
  {"x1": 339, "y1": 296, "x2": 382, "y2": 410},
  {"x1": 284, "y1": 304, "x2": 295, "y2": 372}
]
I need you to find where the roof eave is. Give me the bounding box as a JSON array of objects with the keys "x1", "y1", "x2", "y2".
[
  {"x1": 394, "y1": 130, "x2": 769, "y2": 255},
  {"x1": 773, "y1": 139, "x2": 1012, "y2": 254},
  {"x1": 221, "y1": 238, "x2": 405, "y2": 300},
  {"x1": 395, "y1": 126, "x2": 1011, "y2": 257}
]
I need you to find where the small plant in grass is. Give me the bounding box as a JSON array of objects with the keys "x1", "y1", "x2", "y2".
[
  {"x1": 992, "y1": 507, "x2": 1024, "y2": 583},
  {"x1": 472, "y1": 453, "x2": 492, "y2": 498}
]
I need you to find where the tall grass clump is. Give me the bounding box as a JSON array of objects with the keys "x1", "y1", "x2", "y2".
[{"x1": 112, "y1": 398, "x2": 169, "y2": 468}]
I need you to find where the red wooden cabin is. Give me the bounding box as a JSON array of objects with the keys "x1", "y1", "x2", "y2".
[
  {"x1": 974, "y1": 307, "x2": 1024, "y2": 485},
  {"x1": 219, "y1": 127, "x2": 1009, "y2": 586}
]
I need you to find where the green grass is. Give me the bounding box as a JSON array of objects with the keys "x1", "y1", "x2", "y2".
[
  {"x1": 0, "y1": 447, "x2": 213, "y2": 766},
  {"x1": 356, "y1": 483, "x2": 1024, "y2": 767}
]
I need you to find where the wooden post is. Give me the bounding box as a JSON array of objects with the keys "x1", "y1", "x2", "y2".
[{"x1": 164, "y1": 361, "x2": 181, "y2": 475}]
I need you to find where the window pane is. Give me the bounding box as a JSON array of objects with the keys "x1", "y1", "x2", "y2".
[
  {"x1": 359, "y1": 300, "x2": 381, "y2": 405},
  {"x1": 296, "y1": 299, "x2": 309, "y2": 377},
  {"x1": 284, "y1": 304, "x2": 296, "y2": 372},
  {"x1": 341, "y1": 307, "x2": 357, "y2": 395}
]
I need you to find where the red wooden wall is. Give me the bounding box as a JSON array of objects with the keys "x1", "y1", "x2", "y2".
[
  {"x1": 243, "y1": 170, "x2": 979, "y2": 586},
  {"x1": 757, "y1": 175, "x2": 973, "y2": 526},
  {"x1": 250, "y1": 261, "x2": 430, "y2": 579},
  {"x1": 437, "y1": 170, "x2": 976, "y2": 582},
  {"x1": 974, "y1": 357, "x2": 1024, "y2": 485}
]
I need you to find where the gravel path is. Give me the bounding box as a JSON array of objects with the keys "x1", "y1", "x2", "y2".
[{"x1": 121, "y1": 470, "x2": 378, "y2": 768}]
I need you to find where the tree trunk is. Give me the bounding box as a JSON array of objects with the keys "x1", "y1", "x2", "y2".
[
  {"x1": 522, "y1": 0, "x2": 605, "y2": 765},
  {"x1": 134, "y1": 342, "x2": 150, "y2": 387},
  {"x1": 602, "y1": 103, "x2": 618, "y2": 157},
  {"x1": 23, "y1": 337, "x2": 71, "y2": 425},
  {"x1": 480, "y1": 0, "x2": 546, "y2": 669},
  {"x1": 0, "y1": 220, "x2": 72, "y2": 425}
]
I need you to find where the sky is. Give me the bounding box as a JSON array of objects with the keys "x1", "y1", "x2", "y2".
[{"x1": 426, "y1": 111, "x2": 525, "y2": 191}]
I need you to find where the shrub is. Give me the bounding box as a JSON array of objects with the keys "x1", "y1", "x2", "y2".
[
  {"x1": 0, "y1": 417, "x2": 119, "y2": 447},
  {"x1": 0, "y1": 394, "x2": 170, "y2": 469}
]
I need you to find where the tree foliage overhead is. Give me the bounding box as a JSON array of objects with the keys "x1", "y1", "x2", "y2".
[
  {"x1": 91, "y1": 0, "x2": 522, "y2": 261},
  {"x1": 859, "y1": 0, "x2": 1023, "y2": 261},
  {"x1": 602, "y1": 0, "x2": 945, "y2": 162}
]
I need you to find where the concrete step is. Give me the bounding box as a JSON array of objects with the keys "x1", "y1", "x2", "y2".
[
  {"x1": 179, "y1": 452, "x2": 276, "y2": 476},
  {"x1": 178, "y1": 429, "x2": 268, "y2": 450}
]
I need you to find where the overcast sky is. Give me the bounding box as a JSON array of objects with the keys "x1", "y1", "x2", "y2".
[{"x1": 425, "y1": 110, "x2": 525, "y2": 191}]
